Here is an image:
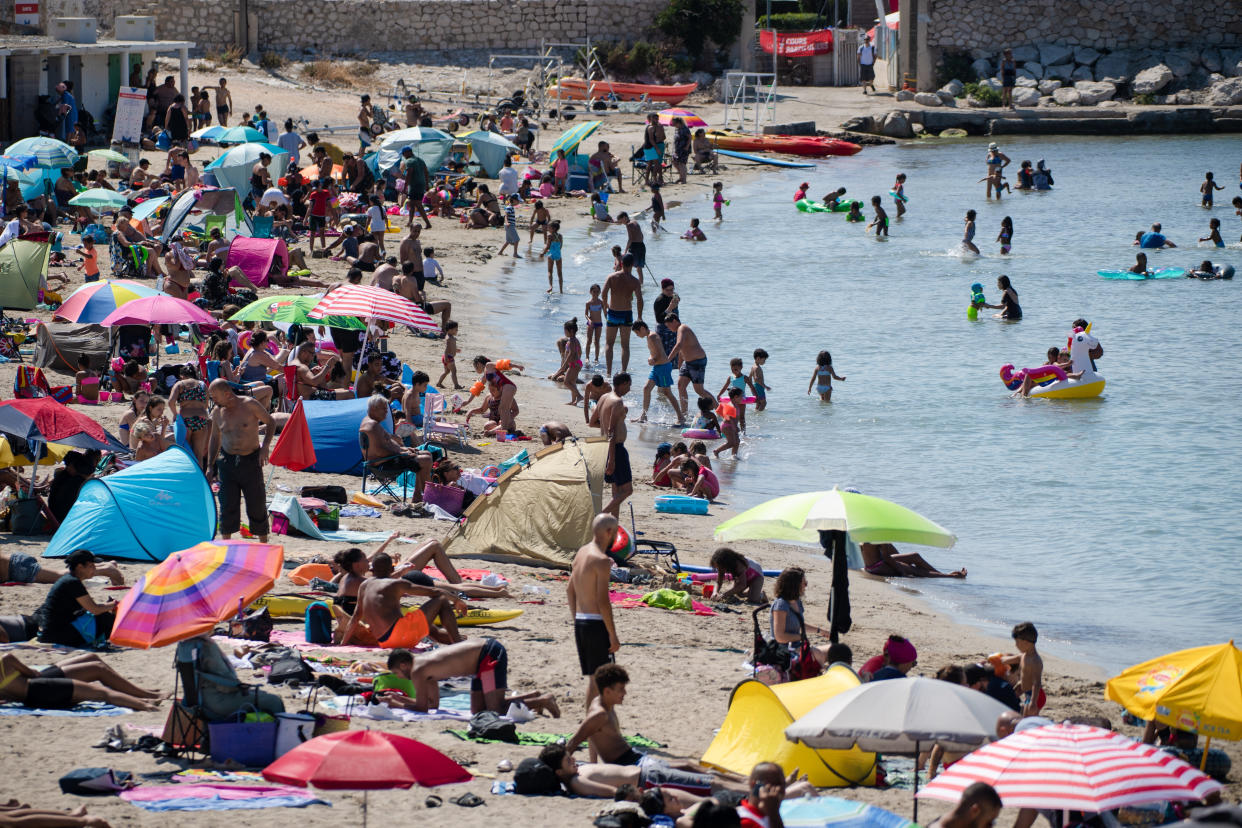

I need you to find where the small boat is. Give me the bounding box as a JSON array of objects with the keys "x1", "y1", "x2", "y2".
[
  {"x1": 548, "y1": 78, "x2": 698, "y2": 104},
  {"x1": 706, "y1": 129, "x2": 861, "y2": 158}
]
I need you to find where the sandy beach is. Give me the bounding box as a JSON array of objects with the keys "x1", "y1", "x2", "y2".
[{"x1": 0, "y1": 59, "x2": 1237, "y2": 825}]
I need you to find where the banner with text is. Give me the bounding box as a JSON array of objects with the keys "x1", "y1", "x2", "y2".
[{"x1": 112, "y1": 87, "x2": 148, "y2": 145}]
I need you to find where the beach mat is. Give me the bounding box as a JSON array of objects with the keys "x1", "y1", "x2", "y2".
[
  {"x1": 610, "y1": 590, "x2": 717, "y2": 616},
  {"x1": 0, "y1": 701, "x2": 131, "y2": 717},
  {"x1": 448, "y1": 729, "x2": 664, "y2": 748},
  {"x1": 121, "y1": 783, "x2": 330, "y2": 812}
]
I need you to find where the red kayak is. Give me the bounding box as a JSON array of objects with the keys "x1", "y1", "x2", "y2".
[
  {"x1": 549, "y1": 78, "x2": 698, "y2": 104},
  {"x1": 707, "y1": 130, "x2": 861, "y2": 158}
]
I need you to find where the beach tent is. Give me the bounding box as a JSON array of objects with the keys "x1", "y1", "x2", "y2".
[
  {"x1": 159, "y1": 188, "x2": 253, "y2": 244},
  {"x1": 32, "y1": 322, "x2": 111, "y2": 372},
  {"x1": 225, "y1": 237, "x2": 288, "y2": 288},
  {"x1": 44, "y1": 445, "x2": 216, "y2": 562},
  {"x1": 458, "y1": 130, "x2": 520, "y2": 177},
  {"x1": 276, "y1": 397, "x2": 392, "y2": 475},
  {"x1": 443, "y1": 438, "x2": 607, "y2": 566},
  {"x1": 701, "y1": 665, "x2": 878, "y2": 787},
  {"x1": 205, "y1": 142, "x2": 289, "y2": 196},
  {"x1": 0, "y1": 240, "x2": 49, "y2": 310},
  {"x1": 375, "y1": 127, "x2": 455, "y2": 174}
]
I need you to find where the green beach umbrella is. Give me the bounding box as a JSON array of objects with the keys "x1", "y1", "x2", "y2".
[
  {"x1": 714, "y1": 488, "x2": 956, "y2": 548},
  {"x1": 229, "y1": 295, "x2": 365, "y2": 330},
  {"x1": 86, "y1": 148, "x2": 130, "y2": 164},
  {"x1": 550, "y1": 120, "x2": 601, "y2": 157},
  {"x1": 67, "y1": 189, "x2": 129, "y2": 210}
]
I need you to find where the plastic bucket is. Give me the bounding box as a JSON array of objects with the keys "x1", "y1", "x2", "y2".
[{"x1": 274, "y1": 713, "x2": 316, "y2": 758}]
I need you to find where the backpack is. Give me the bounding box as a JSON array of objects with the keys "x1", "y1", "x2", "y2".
[
  {"x1": 304, "y1": 601, "x2": 333, "y2": 645},
  {"x1": 300, "y1": 485, "x2": 347, "y2": 504},
  {"x1": 229, "y1": 606, "x2": 273, "y2": 642},
  {"x1": 268, "y1": 655, "x2": 315, "y2": 685},
  {"x1": 751, "y1": 604, "x2": 791, "y2": 675},
  {"x1": 467, "y1": 711, "x2": 518, "y2": 743},
  {"x1": 58, "y1": 767, "x2": 133, "y2": 795}
]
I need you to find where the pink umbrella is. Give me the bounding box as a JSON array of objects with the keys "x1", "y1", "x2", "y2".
[{"x1": 99, "y1": 294, "x2": 217, "y2": 327}]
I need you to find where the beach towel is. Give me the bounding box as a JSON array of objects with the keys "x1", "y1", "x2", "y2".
[
  {"x1": 423, "y1": 568, "x2": 501, "y2": 583},
  {"x1": 121, "y1": 783, "x2": 329, "y2": 811},
  {"x1": 640, "y1": 589, "x2": 694, "y2": 611},
  {"x1": 319, "y1": 692, "x2": 472, "y2": 722},
  {"x1": 449, "y1": 729, "x2": 663, "y2": 748},
  {"x1": 609, "y1": 591, "x2": 716, "y2": 617},
  {"x1": 338, "y1": 505, "x2": 382, "y2": 518},
  {"x1": 172, "y1": 770, "x2": 267, "y2": 784},
  {"x1": 0, "y1": 701, "x2": 131, "y2": 717}
]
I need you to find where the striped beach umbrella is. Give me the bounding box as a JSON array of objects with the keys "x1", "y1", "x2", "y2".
[
  {"x1": 100, "y1": 294, "x2": 216, "y2": 327},
  {"x1": 918, "y1": 724, "x2": 1223, "y2": 812},
  {"x1": 5, "y1": 136, "x2": 79, "y2": 168},
  {"x1": 110, "y1": 540, "x2": 285, "y2": 649},
  {"x1": 308, "y1": 284, "x2": 437, "y2": 330},
  {"x1": 657, "y1": 108, "x2": 709, "y2": 128},
  {"x1": 550, "y1": 120, "x2": 601, "y2": 157},
  {"x1": 54, "y1": 280, "x2": 167, "y2": 324},
  {"x1": 230, "y1": 295, "x2": 365, "y2": 330}
]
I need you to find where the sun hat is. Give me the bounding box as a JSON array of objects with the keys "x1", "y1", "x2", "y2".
[{"x1": 883, "y1": 636, "x2": 918, "y2": 665}]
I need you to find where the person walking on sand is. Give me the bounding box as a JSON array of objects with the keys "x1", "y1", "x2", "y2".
[
  {"x1": 665, "y1": 313, "x2": 711, "y2": 416},
  {"x1": 358, "y1": 94, "x2": 375, "y2": 151},
  {"x1": 400, "y1": 147, "x2": 432, "y2": 229},
  {"x1": 591, "y1": 373, "x2": 633, "y2": 517},
  {"x1": 858, "y1": 34, "x2": 877, "y2": 95},
  {"x1": 600, "y1": 253, "x2": 643, "y2": 376},
  {"x1": 206, "y1": 379, "x2": 274, "y2": 544},
  {"x1": 567, "y1": 514, "x2": 622, "y2": 708}
]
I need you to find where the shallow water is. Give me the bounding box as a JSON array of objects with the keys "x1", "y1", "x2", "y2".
[{"x1": 493, "y1": 134, "x2": 1242, "y2": 672}]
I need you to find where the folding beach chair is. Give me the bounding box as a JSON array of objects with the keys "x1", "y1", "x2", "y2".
[
  {"x1": 422, "y1": 392, "x2": 468, "y2": 446},
  {"x1": 250, "y1": 216, "x2": 274, "y2": 239},
  {"x1": 202, "y1": 214, "x2": 227, "y2": 238},
  {"x1": 359, "y1": 431, "x2": 408, "y2": 502},
  {"x1": 624, "y1": 503, "x2": 680, "y2": 571}
]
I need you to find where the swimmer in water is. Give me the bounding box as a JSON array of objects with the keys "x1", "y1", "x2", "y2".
[
  {"x1": 1201, "y1": 171, "x2": 1223, "y2": 207},
  {"x1": 1200, "y1": 217, "x2": 1224, "y2": 248},
  {"x1": 867, "y1": 196, "x2": 889, "y2": 237},
  {"x1": 845, "y1": 201, "x2": 865, "y2": 223},
  {"x1": 1129, "y1": 252, "x2": 1151, "y2": 275},
  {"x1": 807, "y1": 350, "x2": 845, "y2": 402},
  {"x1": 997, "y1": 216, "x2": 1013, "y2": 255},
  {"x1": 982, "y1": 275, "x2": 1022, "y2": 320},
  {"x1": 892, "y1": 173, "x2": 907, "y2": 218},
  {"x1": 823, "y1": 187, "x2": 847, "y2": 210},
  {"x1": 681, "y1": 218, "x2": 707, "y2": 241},
  {"x1": 962, "y1": 210, "x2": 980, "y2": 254}
]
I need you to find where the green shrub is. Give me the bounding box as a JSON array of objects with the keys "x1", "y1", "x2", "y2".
[
  {"x1": 937, "y1": 50, "x2": 974, "y2": 87},
  {"x1": 963, "y1": 82, "x2": 1002, "y2": 107},
  {"x1": 756, "y1": 12, "x2": 823, "y2": 31},
  {"x1": 259, "y1": 51, "x2": 285, "y2": 70},
  {"x1": 1133, "y1": 92, "x2": 1155, "y2": 105},
  {"x1": 657, "y1": 0, "x2": 745, "y2": 59}
]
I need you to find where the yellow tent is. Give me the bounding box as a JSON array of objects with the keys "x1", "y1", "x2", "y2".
[
  {"x1": 701, "y1": 665, "x2": 878, "y2": 787},
  {"x1": 0, "y1": 437, "x2": 73, "y2": 468},
  {"x1": 443, "y1": 438, "x2": 607, "y2": 567}
]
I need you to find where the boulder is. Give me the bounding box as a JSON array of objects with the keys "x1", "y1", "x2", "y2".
[
  {"x1": 1133, "y1": 63, "x2": 1174, "y2": 94},
  {"x1": 1039, "y1": 43, "x2": 1074, "y2": 67},
  {"x1": 913, "y1": 91, "x2": 942, "y2": 107},
  {"x1": 1207, "y1": 77, "x2": 1242, "y2": 106},
  {"x1": 971, "y1": 58, "x2": 993, "y2": 79},
  {"x1": 1011, "y1": 45, "x2": 1040, "y2": 63},
  {"x1": 1209, "y1": 72, "x2": 1225, "y2": 84},
  {"x1": 1052, "y1": 87, "x2": 1081, "y2": 105},
  {"x1": 1023, "y1": 61, "x2": 1044, "y2": 79},
  {"x1": 1071, "y1": 65, "x2": 1094, "y2": 82},
  {"x1": 895, "y1": 89, "x2": 916, "y2": 102},
  {"x1": 1164, "y1": 52, "x2": 1196, "y2": 80},
  {"x1": 880, "y1": 111, "x2": 914, "y2": 139},
  {"x1": 1038, "y1": 79, "x2": 1062, "y2": 94},
  {"x1": 1094, "y1": 52, "x2": 1131, "y2": 84},
  {"x1": 964, "y1": 95, "x2": 991, "y2": 109},
  {"x1": 911, "y1": 123, "x2": 926, "y2": 136},
  {"x1": 1073, "y1": 46, "x2": 1101, "y2": 65},
  {"x1": 1012, "y1": 87, "x2": 1041, "y2": 107},
  {"x1": 1201, "y1": 48, "x2": 1222, "y2": 74},
  {"x1": 979, "y1": 77, "x2": 1003, "y2": 92},
  {"x1": 1173, "y1": 91, "x2": 1197, "y2": 105},
  {"x1": 937, "y1": 90, "x2": 957, "y2": 105},
  {"x1": 1097, "y1": 100, "x2": 1121, "y2": 108},
  {"x1": 1073, "y1": 80, "x2": 1116, "y2": 105},
  {"x1": 940, "y1": 79, "x2": 965, "y2": 97},
  {"x1": 1016, "y1": 75, "x2": 1038, "y2": 88},
  {"x1": 841, "y1": 115, "x2": 875, "y2": 133},
  {"x1": 1044, "y1": 63, "x2": 1073, "y2": 81}
]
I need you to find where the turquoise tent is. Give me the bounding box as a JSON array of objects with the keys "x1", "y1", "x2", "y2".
[
  {"x1": 43, "y1": 445, "x2": 217, "y2": 562},
  {"x1": 458, "y1": 130, "x2": 519, "y2": 177}
]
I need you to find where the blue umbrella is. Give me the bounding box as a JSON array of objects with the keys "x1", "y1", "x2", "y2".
[
  {"x1": 374, "y1": 127, "x2": 454, "y2": 174},
  {"x1": 780, "y1": 797, "x2": 917, "y2": 828},
  {"x1": 190, "y1": 125, "x2": 226, "y2": 142},
  {"x1": 131, "y1": 195, "x2": 171, "y2": 222},
  {"x1": 550, "y1": 120, "x2": 601, "y2": 157},
  {"x1": 0, "y1": 154, "x2": 36, "y2": 171},
  {"x1": 5, "y1": 136, "x2": 79, "y2": 169},
  {"x1": 216, "y1": 126, "x2": 267, "y2": 145},
  {"x1": 205, "y1": 143, "x2": 289, "y2": 196}
]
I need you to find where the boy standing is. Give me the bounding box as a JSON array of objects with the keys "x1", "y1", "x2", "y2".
[
  {"x1": 77, "y1": 236, "x2": 99, "y2": 283},
  {"x1": 1201, "y1": 171, "x2": 1224, "y2": 207},
  {"x1": 1012, "y1": 622, "x2": 1044, "y2": 717},
  {"x1": 749, "y1": 349, "x2": 770, "y2": 412},
  {"x1": 499, "y1": 194, "x2": 521, "y2": 258},
  {"x1": 867, "y1": 195, "x2": 889, "y2": 237},
  {"x1": 649, "y1": 183, "x2": 664, "y2": 233},
  {"x1": 631, "y1": 320, "x2": 683, "y2": 425},
  {"x1": 306, "y1": 179, "x2": 332, "y2": 254}
]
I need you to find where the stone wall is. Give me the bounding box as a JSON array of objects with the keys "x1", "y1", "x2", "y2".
[{"x1": 33, "y1": 0, "x2": 670, "y2": 53}]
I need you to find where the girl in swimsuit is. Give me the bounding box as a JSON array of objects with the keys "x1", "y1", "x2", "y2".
[
  {"x1": 168, "y1": 365, "x2": 211, "y2": 468},
  {"x1": 962, "y1": 209, "x2": 981, "y2": 254},
  {"x1": 585, "y1": 284, "x2": 604, "y2": 363},
  {"x1": 118, "y1": 390, "x2": 150, "y2": 438},
  {"x1": 807, "y1": 350, "x2": 846, "y2": 402},
  {"x1": 331, "y1": 548, "x2": 370, "y2": 616},
  {"x1": 528, "y1": 200, "x2": 550, "y2": 245},
  {"x1": 997, "y1": 216, "x2": 1013, "y2": 255},
  {"x1": 541, "y1": 220, "x2": 564, "y2": 294},
  {"x1": 130, "y1": 395, "x2": 171, "y2": 453},
  {"x1": 553, "y1": 318, "x2": 583, "y2": 406}
]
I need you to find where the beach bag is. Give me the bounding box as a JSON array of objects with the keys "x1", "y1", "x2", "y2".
[
  {"x1": 229, "y1": 606, "x2": 273, "y2": 642},
  {"x1": 422, "y1": 481, "x2": 465, "y2": 516},
  {"x1": 161, "y1": 700, "x2": 206, "y2": 750},
  {"x1": 209, "y1": 710, "x2": 277, "y2": 766},
  {"x1": 58, "y1": 767, "x2": 133, "y2": 795},
  {"x1": 467, "y1": 711, "x2": 518, "y2": 743},
  {"x1": 268, "y1": 655, "x2": 315, "y2": 685},
  {"x1": 71, "y1": 611, "x2": 109, "y2": 649},
  {"x1": 514, "y1": 757, "x2": 561, "y2": 794},
  {"x1": 305, "y1": 601, "x2": 333, "y2": 645},
  {"x1": 788, "y1": 608, "x2": 823, "y2": 682},
  {"x1": 300, "y1": 485, "x2": 347, "y2": 504}
]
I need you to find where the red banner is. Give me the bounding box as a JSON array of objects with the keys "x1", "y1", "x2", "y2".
[{"x1": 759, "y1": 29, "x2": 834, "y2": 57}]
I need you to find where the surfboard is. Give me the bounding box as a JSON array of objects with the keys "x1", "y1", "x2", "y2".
[
  {"x1": 675, "y1": 564, "x2": 783, "y2": 577},
  {"x1": 715, "y1": 148, "x2": 816, "y2": 169}
]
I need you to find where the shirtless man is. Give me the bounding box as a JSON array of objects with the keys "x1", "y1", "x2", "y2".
[
  {"x1": 860, "y1": 542, "x2": 966, "y2": 579},
  {"x1": 129, "y1": 158, "x2": 151, "y2": 189},
  {"x1": 617, "y1": 212, "x2": 647, "y2": 283},
  {"x1": 349, "y1": 236, "x2": 382, "y2": 272},
  {"x1": 370, "y1": 256, "x2": 399, "y2": 291},
  {"x1": 211, "y1": 77, "x2": 232, "y2": 126},
  {"x1": 567, "y1": 663, "x2": 638, "y2": 764},
  {"x1": 631, "y1": 320, "x2": 683, "y2": 425},
  {"x1": 357, "y1": 94, "x2": 374, "y2": 151},
  {"x1": 536, "y1": 742, "x2": 760, "y2": 803},
  {"x1": 407, "y1": 638, "x2": 560, "y2": 716},
  {"x1": 360, "y1": 395, "x2": 434, "y2": 499},
  {"x1": 398, "y1": 224, "x2": 426, "y2": 290},
  {"x1": 600, "y1": 253, "x2": 643, "y2": 376},
  {"x1": 538, "y1": 420, "x2": 573, "y2": 445},
  {"x1": 582, "y1": 375, "x2": 612, "y2": 426},
  {"x1": 591, "y1": 373, "x2": 633, "y2": 516},
  {"x1": 664, "y1": 313, "x2": 712, "y2": 423},
  {"x1": 336, "y1": 576, "x2": 464, "y2": 648},
  {"x1": 568, "y1": 514, "x2": 621, "y2": 709},
  {"x1": 293, "y1": 342, "x2": 349, "y2": 401},
  {"x1": 250, "y1": 153, "x2": 272, "y2": 196},
  {"x1": 407, "y1": 274, "x2": 452, "y2": 330},
  {"x1": 588, "y1": 141, "x2": 624, "y2": 194},
  {"x1": 205, "y1": 379, "x2": 274, "y2": 543}
]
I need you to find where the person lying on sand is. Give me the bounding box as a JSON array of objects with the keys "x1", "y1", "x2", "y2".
[
  {"x1": 0, "y1": 652, "x2": 161, "y2": 711},
  {"x1": 391, "y1": 638, "x2": 561, "y2": 716},
  {"x1": 0, "y1": 799, "x2": 113, "y2": 828},
  {"x1": 860, "y1": 542, "x2": 966, "y2": 578},
  {"x1": 335, "y1": 577, "x2": 466, "y2": 648},
  {"x1": 0, "y1": 552, "x2": 124, "y2": 587}
]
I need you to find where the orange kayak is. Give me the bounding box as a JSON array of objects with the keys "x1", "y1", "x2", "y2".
[
  {"x1": 549, "y1": 78, "x2": 698, "y2": 104},
  {"x1": 707, "y1": 130, "x2": 861, "y2": 158}
]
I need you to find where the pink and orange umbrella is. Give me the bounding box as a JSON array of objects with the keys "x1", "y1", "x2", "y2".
[
  {"x1": 657, "y1": 108, "x2": 709, "y2": 128},
  {"x1": 110, "y1": 540, "x2": 284, "y2": 649}
]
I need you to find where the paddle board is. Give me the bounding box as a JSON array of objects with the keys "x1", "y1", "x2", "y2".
[
  {"x1": 250, "y1": 595, "x2": 524, "y2": 626},
  {"x1": 1097, "y1": 267, "x2": 1185, "y2": 280},
  {"x1": 716, "y1": 148, "x2": 815, "y2": 169},
  {"x1": 676, "y1": 564, "x2": 783, "y2": 577}
]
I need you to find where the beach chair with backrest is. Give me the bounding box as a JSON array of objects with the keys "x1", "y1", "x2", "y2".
[
  {"x1": 422, "y1": 392, "x2": 467, "y2": 446},
  {"x1": 202, "y1": 214, "x2": 227, "y2": 238},
  {"x1": 359, "y1": 431, "x2": 408, "y2": 502},
  {"x1": 250, "y1": 216, "x2": 274, "y2": 239},
  {"x1": 164, "y1": 638, "x2": 216, "y2": 759}
]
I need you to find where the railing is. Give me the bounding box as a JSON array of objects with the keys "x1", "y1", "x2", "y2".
[{"x1": 722, "y1": 72, "x2": 777, "y2": 132}]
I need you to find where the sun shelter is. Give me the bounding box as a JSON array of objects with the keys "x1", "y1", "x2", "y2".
[
  {"x1": 701, "y1": 665, "x2": 878, "y2": 787},
  {"x1": 0, "y1": 240, "x2": 49, "y2": 310},
  {"x1": 44, "y1": 445, "x2": 216, "y2": 562},
  {"x1": 159, "y1": 188, "x2": 253, "y2": 244},
  {"x1": 458, "y1": 130, "x2": 520, "y2": 177},
  {"x1": 442, "y1": 438, "x2": 607, "y2": 566},
  {"x1": 375, "y1": 127, "x2": 455, "y2": 175},
  {"x1": 33, "y1": 322, "x2": 111, "y2": 372},
  {"x1": 225, "y1": 237, "x2": 288, "y2": 288},
  {"x1": 272, "y1": 397, "x2": 391, "y2": 475}
]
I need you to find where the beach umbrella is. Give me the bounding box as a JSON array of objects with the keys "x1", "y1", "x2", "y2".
[
  {"x1": 131, "y1": 195, "x2": 171, "y2": 222},
  {"x1": 100, "y1": 294, "x2": 216, "y2": 327},
  {"x1": 268, "y1": 399, "x2": 316, "y2": 472},
  {"x1": 190, "y1": 125, "x2": 226, "y2": 142},
  {"x1": 1105, "y1": 641, "x2": 1242, "y2": 769},
  {"x1": 0, "y1": 436, "x2": 72, "y2": 468},
  {"x1": 0, "y1": 397, "x2": 126, "y2": 492},
  {"x1": 787, "y1": 677, "x2": 1014, "y2": 823},
  {"x1": 780, "y1": 796, "x2": 916, "y2": 828},
  {"x1": 54, "y1": 279, "x2": 166, "y2": 324},
  {"x1": 307, "y1": 284, "x2": 437, "y2": 330},
  {"x1": 5, "y1": 136, "x2": 79, "y2": 168},
  {"x1": 918, "y1": 724, "x2": 1223, "y2": 812},
  {"x1": 457, "y1": 129, "x2": 520, "y2": 177},
  {"x1": 550, "y1": 119, "x2": 601, "y2": 157},
  {"x1": 110, "y1": 540, "x2": 284, "y2": 649},
  {"x1": 204, "y1": 142, "x2": 289, "y2": 196},
  {"x1": 658, "y1": 108, "x2": 709, "y2": 128},
  {"x1": 263, "y1": 730, "x2": 471, "y2": 827},
  {"x1": 67, "y1": 189, "x2": 129, "y2": 211},
  {"x1": 229, "y1": 295, "x2": 365, "y2": 330},
  {"x1": 374, "y1": 126, "x2": 454, "y2": 174},
  {"x1": 215, "y1": 125, "x2": 267, "y2": 145},
  {"x1": 86, "y1": 148, "x2": 130, "y2": 165},
  {"x1": 7, "y1": 166, "x2": 54, "y2": 201},
  {"x1": 0, "y1": 153, "x2": 37, "y2": 171}
]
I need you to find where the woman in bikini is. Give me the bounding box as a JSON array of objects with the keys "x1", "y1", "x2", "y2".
[
  {"x1": 553, "y1": 318, "x2": 583, "y2": 406},
  {"x1": 211, "y1": 340, "x2": 274, "y2": 409},
  {"x1": 0, "y1": 652, "x2": 160, "y2": 711},
  {"x1": 237, "y1": 329, "x2": 289, "y2": 400},
  {"x1": 167, "y1": 365, "x2": 211, "y2": 468},
  {"x1": 118, "y1": 389, "x2": 150, "y2": 442}
]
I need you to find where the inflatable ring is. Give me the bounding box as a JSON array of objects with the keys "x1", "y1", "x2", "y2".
[
  {"x1": 682, "y1": 429, "x2": 720, "y2": 440},
  {"x1": 718, "y1": 395, "x2": 757, "y2": 404},
  {"x1": 481, "y1": 465, "x2": 501, "y2": 480},
  {"x1": 795, "y1": 198, "x2": 832, "y2": 213}
]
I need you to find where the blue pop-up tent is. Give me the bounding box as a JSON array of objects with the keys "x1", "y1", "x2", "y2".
[
  {"x1": 44, "y1": 445, "x2": 216, "y2": 561},
  {"x1": 301, "y1": 397, "x2": 393, "y2": 475}
]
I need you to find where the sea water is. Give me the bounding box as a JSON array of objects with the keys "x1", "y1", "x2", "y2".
[{"x1": 492, "y1": 134, "x2": 1242, "y2": 672}]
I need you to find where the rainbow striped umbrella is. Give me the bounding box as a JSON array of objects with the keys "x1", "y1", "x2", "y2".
[
  {"x1": 657, "y1": 108, "x2": 708, "y2": 128},
  {"x1": 54, "y1": 280, "x2": 168, "y2": 324},
  {"x1": 110, "y1": 540, "x2": 284, "y2": 649}
]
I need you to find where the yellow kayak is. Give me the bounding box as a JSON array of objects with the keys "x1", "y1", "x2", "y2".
[{"x1": 249, "y1": 594, "x2": 524, "y2": 627}]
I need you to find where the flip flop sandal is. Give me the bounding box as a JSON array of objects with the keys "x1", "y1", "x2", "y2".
[
  {"x1": 450, "y1": 793, "x2": 485, "y2": 808},
  {"x1": 424, "y1": 795, "x2": 443, "y2": 808}
]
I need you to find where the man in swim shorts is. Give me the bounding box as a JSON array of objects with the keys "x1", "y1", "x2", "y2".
[
  {"x1": 592, "y1": 373, "x2": 633, "y2": 516},
  {"x1": 0, "y1": 652, "x2": 160, "y2": 711},
  {"x1": 207, "y1": 379, "x2": 275, "y2": 544},
  {"x1": 1, "y1": 552, "x2": 62, "y2": 586},
  {"x1": 618, "y1": 212, "x2": 646, "y2": 281},
  {"x1": 406, "y1": 638, "x2": 560, "y2": 716},
  {"x1": 568, "y1": 514, "x2": 622, "y2": 706},
  {"x1": 664, "y1": 314, "x2": 712, "y2": 417},
  {"x1": 336, "y1": 575, "x2": 466, "y2": 648},
  {"x1": 600, "y1": 253, "x2": 643, "y2": 376},
  {"x1": 631, "y1": 320, "x2": 683, "y2": 425}
]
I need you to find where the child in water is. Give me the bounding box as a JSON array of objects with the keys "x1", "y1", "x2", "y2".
[
  {"x1": 681, "y1": 218, "x2": 707, "y2": 241},
  {"x1": 528, "y1": 200, "x2": 550, "y2": 246},
  {"x1": 692, "y1": 396, "x2": 721, "y2": 434},
  {"x1": 968, "y1": 282, "x2": 987, "y2": 319},
  {"x1": 584, "y1": 284, "x2": 604, "y2": 362},
  {"x1": 650, "y1": 183, "x2": 664, "y2": 232},
  {"x1": 716, "y1": 357, "x2": 756, "y2": 430},
  {"x1": 611, "y1": 245, "x2": 623, "y2": 270},
  {"x1": 552, "y1": 318, "x2": 583, "y2": 406},
  {"x1": 846, "y1": 201, "x2": 865, "y2": 222},
  {"x1": 713, "y1": 387, "x2": 744, "y2": 459},
  {"x1": 867, "y1": 196, "x2": 889, "y2": 237},
  {"x1": 997, "y1": 216, "x2": 1013, "y2": 255},
  {"x1": 541, "y1": 220, "x2": 564, "y2": 293},
  {"x1": 590, "y1": 192, "x2": 611, "y2": 222},
  {"x1": 962, "y1": 210, "x2": 980, "y2": 254},
  {"x1": 1200, "y1": 217, "x2": 1224, "y2": 247},
  {"x1": 1201, "y1": 171, "x2": 1224, "y2": 207},
  {"x1": 1129, "y1": 252, "x2": 1150, "y2": 275},
  {"x1": 824, "y1": 187, "x2": 847, "y2": 209},
  {"x1": 892, "y1": 173, "x2": 907, "y2": 218},
  {"x1": 807, "y1": 350, "x2": 846, "y2": 402},
  {"x1": 712, "y1": 182, "x2": 726, "y2": 220},
  {"x1": 749, "y1": 349, "x2": 770, "y2": 412}
]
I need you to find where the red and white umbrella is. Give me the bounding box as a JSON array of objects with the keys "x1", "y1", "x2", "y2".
[
  {"x1": 918, "y1": 724, "x2": 1222, "y2": 812},
  {"x1": 307, "y1": 284, "x2": 436, "y2": 330}
]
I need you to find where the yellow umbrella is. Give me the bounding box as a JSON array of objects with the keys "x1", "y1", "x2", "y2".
[
  {"x1": 1105, "y1": 641, "x2": 1242, "y2": 769},
  {"x1": 0, "y1": 436, "x2": 73, "y2": 468}
]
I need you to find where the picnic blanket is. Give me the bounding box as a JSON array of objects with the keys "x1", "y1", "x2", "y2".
[
  {"x1": 121, "y1": 783, "x2": 330, "y2": 812},
  {"x1": 449, "y1": 729, "x2": 664, "y2": 748},
  {"x1": 609, "y1": 590, "x2": 716, "y2": 617},
  {"x1": 0, "y1": 701, "x2": 131, "y2": 716}
]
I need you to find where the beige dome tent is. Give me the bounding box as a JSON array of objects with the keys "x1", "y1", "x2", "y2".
[{"x1": 444, "y1": 437, "x2": 608, "y2": 567}]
